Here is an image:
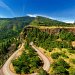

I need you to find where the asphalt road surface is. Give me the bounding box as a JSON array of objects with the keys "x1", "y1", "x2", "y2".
[{"x1": 31, "y1": 45, "x2": 50, "y2": 72}]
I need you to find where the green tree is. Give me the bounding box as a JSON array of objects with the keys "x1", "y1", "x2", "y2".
[
  {"x1": 51, "y1": 52, "x2": 61, "y2": 59},
  {"x1": 54, "y1": 66, "x2": 69, "y2": 75},
  {"x1": 38, "y1": 68, "x2": 49, "y2": 75}
]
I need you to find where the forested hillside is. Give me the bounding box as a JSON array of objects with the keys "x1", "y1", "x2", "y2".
[
  {"x1": 0, "y1": 16, "x2": 34, "y2": 68},
  {"x1": 0, "y1": 16, "x2": 34, "y2": 41}
]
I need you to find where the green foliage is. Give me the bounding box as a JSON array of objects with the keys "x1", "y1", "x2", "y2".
[
  {"x1": 38, "y1": 68, "x2": 49, "y2": 75},
  {"x1": 51, "y1": 52, "x2": 68, "y2": 59},
  {"x1": 51, "y1": 52, "x2": 61, "y2": 59},
  {"x1": 12, "y1": 43, "x2": 43, "y2": 74},
  {"x1": 54, "y1": 66, "x2": 69, "y2": 75},
  {"x1": 51, "y1": 59, "x2": 70, "y2": 75},
  {"x1": 68, "y1": 49, "x2": 75, "y2": 54},
  {"x1": 0, "y1": 16, "x2": 34, "y2": 40},
  {"x1": 25, "y1": 28, "x2": 73, "y2": 53},
  {"x1": 0, "y1": 37, "x2": 21, "y2": 68},
  {"x1": 56, "y1": 59, "x2": 70, "y2": 68},
  {"x1": 51, "y1": 59, "x2": 70, "y2": 69},
  {"x1": 59, "y1": 30, "x2": 75, "y2": 41},
  {"x1": 61, "y1": 53, "x2": 68, "y2": 58}
]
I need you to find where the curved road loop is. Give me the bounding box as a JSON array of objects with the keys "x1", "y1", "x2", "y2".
[
  {"x1": 31, "y1": 44, "x2": 50, "y2": 72},
  {"x1": 0, "y1": 43, "x2": 50, "y2": 75}
]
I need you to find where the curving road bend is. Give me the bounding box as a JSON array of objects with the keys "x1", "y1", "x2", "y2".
[
  {"x1": 2, "y1": 43, "x2": 24, "y2": 75},
  {"x1": 31, "y1": 44, "x2": 50, "y2": 72},
  {"x1": 0, "y1": 43, "x2": 50, "y2": 75}
]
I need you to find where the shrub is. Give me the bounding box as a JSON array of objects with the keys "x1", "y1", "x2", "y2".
[
  {"x1": 51, "y1": 52, "x2": 61, "y2": 59},
  {"x1": 51, "y1": 58, "x2": 70, "y2": 69},
  {"x1": 61, "y1": 53, "x2": 68, "y2": 58},
  {"x1": 38, "y1": 68, "x2": 49, "y2": 75},
  {"x1": 51, "y1": 59, "x2": 69, "y2": 75},
  {"x1": 54, "y1": 66, "x2": 69, "y2": 75},
  {"x1": 51, "y1": 62, "x2": 58, "y2": 68},
  {"x1": 57, "y1": 59, "x2": 70, "y2": 69},
  {"x1": 48, "y1": 48, "x2": 53, "y2": 52},
  {"x1": 14, "y1": 66, "x2": 21, "y2": 74},
  {"x1": 68, "y1": 49, "x2": 75, "y2": 54}
]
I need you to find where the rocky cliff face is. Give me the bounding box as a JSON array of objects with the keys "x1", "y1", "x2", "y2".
[
  {"x1": 40, "y1": 28, "x2": 75, "y2": 35},
  {"x1": 24, "y1": 26, "x2": 75, "y2": 35}
]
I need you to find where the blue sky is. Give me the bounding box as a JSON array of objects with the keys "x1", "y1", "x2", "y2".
[{"x1": 0, "y1": 0, "x2": 75, "y2": 23}]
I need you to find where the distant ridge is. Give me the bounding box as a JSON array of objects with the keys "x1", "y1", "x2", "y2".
[
  {"x1": 0, "y1": 16, "x2": 74, "y2": 30},
  {"x1": 30, "y1": 16, "x2": 74, "y2": 26}
]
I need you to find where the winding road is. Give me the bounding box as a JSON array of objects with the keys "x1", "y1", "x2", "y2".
[
  {"x1": 31, "y1": 44, "x2": 50, "y2": 72},
  {"x1": 2, "y1": 43, "x2": 24, "y2": 75},
  {"x1": 0, "y1": 42, "x2": 50, "y2": 75}
]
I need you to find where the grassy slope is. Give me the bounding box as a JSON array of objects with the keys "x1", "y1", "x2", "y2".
[{"x1": 30, "y1": 16, "x2": 74, "y2": 27}]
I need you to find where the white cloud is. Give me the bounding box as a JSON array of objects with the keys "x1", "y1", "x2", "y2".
[
  {"x1": 27, "y1": 14, "x2": 38, "y2": 17},
  {"x1": 63, "y1": 20, "x2": 74, "y2": 23},
  {"x1": 0, "y1": 0, "x2": 15, "y2": 16}
]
